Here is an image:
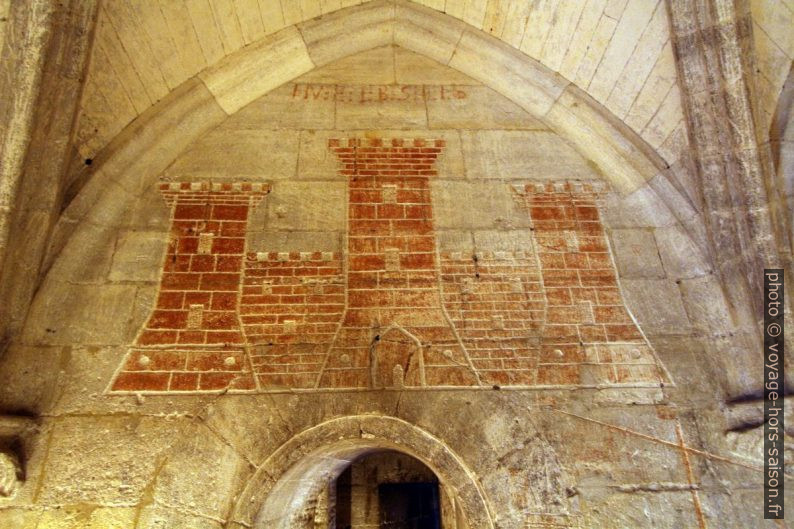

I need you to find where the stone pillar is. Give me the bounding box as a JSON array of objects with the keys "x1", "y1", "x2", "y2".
[
  {"x1": 667, "y1": 0, "x2": 791, "y2": 396},
  {"x1": 0, "y1": 0, "x2": 99, "y2": 350}
]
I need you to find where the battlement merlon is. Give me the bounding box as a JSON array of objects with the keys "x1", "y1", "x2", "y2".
[
  {"x1": 511, "y1": 180, "x2": 609, "y2": 197},
  {"x1": 159, "y1": 181, "x2": 271, "y2": 207},
  {"x1": 328, "y1": 138, "x2": 446, "y2": 149}
]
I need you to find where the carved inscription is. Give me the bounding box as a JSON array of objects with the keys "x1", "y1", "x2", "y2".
[{"x1": 291, "y1": 84, "x2": 467, "y2": 102}]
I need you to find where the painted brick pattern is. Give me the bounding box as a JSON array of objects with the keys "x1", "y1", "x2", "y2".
[
  {"x1": 439, "y1": 250, "x2": 545, "y2": 386},
  {"x1": 316, "y1": 138, "x2": 480, "y2": 389},
  {"x1": 109, "y1": 144, "x2": 666, "y2": 393},
  {"x1": 513, "y1": 182, "x2": 664, "y2": 386},
  {"x1": 110, "y1": 182, "x2": 269, "y2": 392},
  {"x1": 241, "y1": 251, "x2": 344, "y2": 389}
]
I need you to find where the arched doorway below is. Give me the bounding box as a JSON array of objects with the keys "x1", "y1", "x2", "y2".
[
  {"x1": 229, "y1": 416, "x2": 491, "y2": 529},
  {"x1": 255, "y1": 445, "x2": 469, "y2": 529},
  {"x1": 312, "y1": 449, "x2": 459, "y2": 529}
]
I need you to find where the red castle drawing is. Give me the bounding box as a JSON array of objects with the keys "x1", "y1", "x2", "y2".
[{"x1": 109, "y1": 139, "x2": 665, "y2": 393}]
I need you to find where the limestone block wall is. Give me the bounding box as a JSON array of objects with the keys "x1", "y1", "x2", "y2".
[{"x1": 0, "y1": 45, "x2": 786, "y2": 528}]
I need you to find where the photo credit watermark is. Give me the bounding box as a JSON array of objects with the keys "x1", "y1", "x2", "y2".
[{"x1": 764, "y1": 269, "x2": 784, "y2": 519}]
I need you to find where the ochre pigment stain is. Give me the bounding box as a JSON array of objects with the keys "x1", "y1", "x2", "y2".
[{"x1": 109, "y1": 139, "x2": 665, "y2": 393}]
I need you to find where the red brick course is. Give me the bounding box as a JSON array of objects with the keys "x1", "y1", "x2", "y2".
[{"x1": 439, "y1": 250, "x2": 544, "y2": 386}]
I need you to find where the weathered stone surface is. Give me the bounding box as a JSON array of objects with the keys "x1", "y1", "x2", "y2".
[
  {"x1": 653, "y1": 226, "x2": 711, "y2": 279},
  {"x1": 35, "y1": 416, "x2": 180, "y2": 504},
  {"x1": 223, "y1": 83, "x2": 336, "y2": 129},
  {"x1": 265, "y1": 181, "x2": 346, "y2": 231},
  {"x1": 298, "y1": 1, "x2": 393, "y2": 68},
  {"x1": 601, "y1": 187, "x2": 679, "y2": 228},
  {"x1": 610, "y1": 229, "x2": 666, "y2": 279},
  {"x1": 620, "y1": 279, "x2": 692, "y2": 335},
  {"x1": 431, "y1": 181, "x2": 529, "y2": 229},
  {"x1": 461, "y1": 130, "x2": 596, "y2": 180},
  {"x1": 21, "y1": 282, "x2": 138, "y2": 346},
  {"x1": 0, "y1": 8, "x2": 786, "y2": 527},
  {"x1": 164, "y1": 129, "x2": 301, "y2": 181},
  {"x1": 298, "y1": 45, "x2": 395, "y2": 85},
  {"x1": 108, "y1": 231, "x2": 167, "y2": 283},
  {"x1": 394, "y1": 45, "x2": 474, "y2": 85},
  {"x1": 151, "y1": 422, "x2": 250, "y2": 520}
]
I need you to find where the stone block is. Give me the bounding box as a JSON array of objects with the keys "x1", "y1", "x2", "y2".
[
  {"x1": 609, "y1": 229, "x2": 666, "y2": 279},
  {"x1": 394, "y1": 46, "x2": 475, "y2": 85},
  {"x1": 601, "y1": 187, "x2": 678, "y2": 228},
  {"x1": 220, "y1": 83, "x2": 335, "y2": 130},
  {"x1": 298, "y1": 1, "x2": 393, "y2": 67},
  {"x1": 620, "y1": 279, "x2": 692, "y2": 335},
  {"x1": 164, "y1": 129, "x2": 299, "y2": 180},
  {"x1": 43, "y1": 346, "x2": 123, "y2": 415},
  {"x1": 265, "y1": 181, "x2": 346, "y2": 231},
  {"x1": 0, "y1": 344, "x2": 63, "y2": 413},
  {"x1": 335, "y1": 88, "x2": 428, "y2": 129},
  {"x1": 109, "y1": 231, "x2": 167, "y2": 283},
  {"x1": 653, "y1": 226, "x2": 710, "y2": 279},
  {"x1": 35, "y1": 507, "x2": 137, "y2": 529},
  {"x1": 125, "y1": 185, "x2": 170, "y2": 231},
  {"x1": 678, "y1": 275, "x2": 734, "y2": 334},
  {"x1": 152, "y1": 422, "x2": 249, "y2": 520},
  {"x1": 427, "y1": 85, "x2": 546, "y2": 130},
  {"x1": 199, "y1": 26, "x2": 314, "y2": 115},
  {"x1": 297, "y1": 45, "x2": 395, "y2": 84},
  {"x1": 99, "y1": 79, "x2": 227, "y2": 196},
  {"x1": 436, "y1": 230, "x2": 474, "y2": 252},
  {"x1": 649, "y1": 336, "x2": 722, "y2": 403},
  {"x1": 449, "y1": 29, "x2": 565, "y2": 117},
  {"x1": 21, "y1": 282, "x2": 138, "y2": 346},
  {"x1": 136, "y1": 505, "x2": 225, "y2": 529},
  {"x1": 473, "y1": 229, "x2": 535, "y2": 252},
  {"x1": 43, "y1": 224, "x2": 117, "y2": 286},
  {"x1": 431, "y1": 181, "x2": 530, "y2": 229},
  {"x1": 35, "y1": 416, "x2": 181, "y2": 504},
  {"x1": 545, "y1": 86, "x2": 661, "y2": 194},
  {"x1": 394, "y1": 0, "x2": 465, "y2": 64},
  {"x1": 461, "y1": 130, "x2": 596, "y2": 180},
  {"x1": 201, "y1": 396, "x2": 294, "y2": 465},
  {"x1": 0, "y1": 509, "x2": 39, "y2": 528}
]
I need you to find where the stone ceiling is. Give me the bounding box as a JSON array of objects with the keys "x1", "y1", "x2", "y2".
[{"x1": 76, "y1": 0, "x2": 687, "y2": 168}]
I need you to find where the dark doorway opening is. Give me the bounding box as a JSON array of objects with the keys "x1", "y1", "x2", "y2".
[
  {"x1": 379, "y1": 482, "x2": 441, "y2": 529},
  {"x1": 332, "y1": 450, "x2": 446, "y2": 529}
]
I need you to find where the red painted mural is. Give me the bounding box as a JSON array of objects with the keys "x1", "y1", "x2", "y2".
[
  {"x1": 111, "y1": 182, "x2": 269, "y2": 392},
  {"x1": 109, "y1": 139, "x2": 666, "y2": 393}
]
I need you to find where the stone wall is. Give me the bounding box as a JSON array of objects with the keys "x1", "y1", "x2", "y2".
[{"x1": 0, "y1": 40, "x2": 789, "y2": 529}]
